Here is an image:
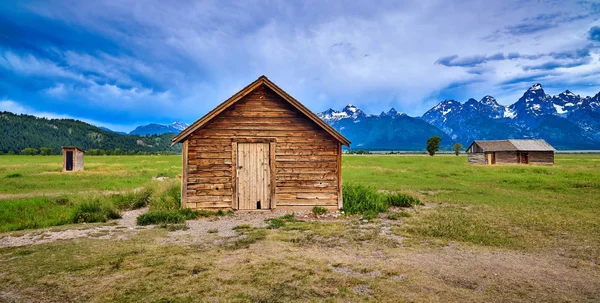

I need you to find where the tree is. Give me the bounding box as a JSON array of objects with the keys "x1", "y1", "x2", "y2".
[
  {"x1": 453, "y1": 143, "x2": 463, "y2": 156},
  {"x1": 40, "y1": 147, "x2": 52, "y2": 156},
  {"x1": 21, "y1": 148, "x2": 38, "y2": 156},
  {"x1": 426, "y1": 136, "x2": 442, "y2": 156}
]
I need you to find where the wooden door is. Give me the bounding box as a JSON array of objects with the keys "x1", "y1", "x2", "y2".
[
  {"x1": 236, "y1": 143, "x2": 271, "y2": 210},
  {"x1": 521, "y1": 152, "x2": 528, "y2": 164},
  {"x1": 487, "y1": 152, "x2": 496, "y2": 165},
  {"x1": 66, "y1": 151, "x2": 73, "y2": 171}
]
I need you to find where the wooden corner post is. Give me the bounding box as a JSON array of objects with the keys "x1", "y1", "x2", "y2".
[
  {"x1": 338, "y1": 142, "x2": 343, "y2": 210},
  {"x1": 181, "y1": 140, "x2": 188, "y2": 208}
]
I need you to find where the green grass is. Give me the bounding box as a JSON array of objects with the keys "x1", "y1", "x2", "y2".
[
  {"x1": 344, "y1": 154, "x2": 600, "y2": 257},
  {"x1": 1, "y1": 154, "x2": 600, "y2": 302},
  {"x1": 342, "y1": 183, "x2": 420, "y2": 217},
  {"x1": 0, "y1": 155, "x2": 180, "y2": 196},
  {"x1": 1, "y1": 154, "x2": 599, "y2": 260}
]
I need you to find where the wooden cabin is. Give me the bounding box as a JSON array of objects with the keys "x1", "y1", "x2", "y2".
[
  {"x1": 466, "y1": 139, "x2": 554, "y2": 165},
  {"x1": 62, "y1": 147, "x2": 85, "y2": 172},
  {"x1": 171, "y1": 76, "x2": 350, "y2": 211}
]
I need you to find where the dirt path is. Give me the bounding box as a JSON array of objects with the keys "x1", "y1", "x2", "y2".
[
  {"x1": 0, "y1": 209, "x2": 342, "y2": 248},
  {"x1": 0, "y1": 208, "x2": 151, "y2": 248}
]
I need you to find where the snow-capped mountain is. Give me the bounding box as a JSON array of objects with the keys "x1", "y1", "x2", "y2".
[
  {"x1": 315, "y1": 84, "x2": 599, "y2": 150},
  {"x1": 318, "y1": 105, "x2": 451, "y2": 150},
  {"x1": 129, "y1": 121, "x2": 189, "y2": 136},
  {"x1": 420, "y1": 84, "x2": 600, "y2": 149}
]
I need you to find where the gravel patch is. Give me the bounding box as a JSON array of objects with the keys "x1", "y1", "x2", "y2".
[{"x1": 0, "y1": 207, "x2": 151, "y2": 248}]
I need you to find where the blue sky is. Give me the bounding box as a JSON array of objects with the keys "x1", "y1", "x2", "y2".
[{"x1": 1, "y1": 0, "x2": 599, "y2": 132}]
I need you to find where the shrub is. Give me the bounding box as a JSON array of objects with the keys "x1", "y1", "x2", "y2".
[
  {"x1": 147, "y1": 181, "x2": 182, "y2": 213},
  {"x1": 20, "y1": 148, "x2": 38, "y2": 156},
  {"x1": 5, "y1": 173, "x2": 23, "y2": 178},
  {"x1": 136, "y1": 211, "x2": 185, "y2": 226},
  {"x1": 112, "y1": 188, "x2": 153, "y2": 210},
  {"x1": 343, "y1": 183, "x2": 420, "y2": 217},
  {"x1": 386, "y1": 193, "x2": 420, "y2": 207},
  {"x1": 281, "y1": 213, "x2": 295, "y2": 221},
  {"x1": 312, "y1": 206, "x2": 328, "y2": 216},
  {"x1": 207, "y1": 228, "x2": 218, "y2": 233},
  {"x1": 342, "y1": 183, "x2": 388, "y2": 215},
  {"x1": 181, "y1": 208, "x2": 202, "y2": 220},
  {"x1": 266, "y1": 218, "x2": 285, "y2": 229},
  {"x1": 71, "y1": 199, "x2": 121, "y2": 223}
]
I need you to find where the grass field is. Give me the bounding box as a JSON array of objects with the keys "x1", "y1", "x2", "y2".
[{"x1": 1, "y1": 154, "x2": 599, "y2": 302}]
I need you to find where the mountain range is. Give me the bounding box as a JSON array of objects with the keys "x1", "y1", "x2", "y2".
[
  {"x1": 100, "y1": 121, "x2": 189, "y2": 136},
  {"x1": 0, "y1": 112, "x2": 181, "y2": 154},
  {"x1": 318, "y1": 84, "x2": 600, "y2": 150},
  {"x1": 1, "y1": 84, "x2": 599, "y2": 153}
]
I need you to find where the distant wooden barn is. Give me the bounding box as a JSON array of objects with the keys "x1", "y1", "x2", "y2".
[
  {"x1": 172, "y1": 76, "x2": 350, "y2": 211},
  {"x1": 466, "y1": 139, "x2": 555, "y2": 165},
  {"x1": 62, "y1": 147, "x2": 85, "y2": 172}
]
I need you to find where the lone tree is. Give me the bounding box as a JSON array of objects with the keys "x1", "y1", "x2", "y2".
[
  {"x1": 426, "y1": 136, "x2": 442, "y2": 156},
  {"x1": 453, "y1": 143, "x2": 463, "y2": 156}
]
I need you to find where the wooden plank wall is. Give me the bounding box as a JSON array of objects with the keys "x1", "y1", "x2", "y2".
[
  {"x1": 528, "y1": 151, "x2": 554, "y2": 165},
  {"x1": 184, "y1": 84, "x2": 340, "y2": 210},
  {"x1": 75, "y1": 150, "x2": 84, "y2": 171},
  {"x1": 467, "y1": 153, "x2": 486, "y2": 165},
  {"x1": 495, "y1": 151, "x2": 518, "y2": 164}
]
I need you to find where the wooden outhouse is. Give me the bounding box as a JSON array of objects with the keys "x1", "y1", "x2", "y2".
[
  {"x1": 172, "y1": 76, "x2": 350, "y2": 211},
  {"x1": 62, "y1": 147, "x2": 85, "y2": 172},
  {"x1": 466, "y1": 139, "x2": 554, "y2": 165}
]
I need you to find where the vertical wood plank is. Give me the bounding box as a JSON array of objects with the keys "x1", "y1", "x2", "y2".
[
  {"x1": 231, "y1": 141, "x2": 237, "y2": 209},
  {"x1": 337, "y1": 142, "x2": 343, "y2": 210},
  {"x1": 182, "y1": 140, "x2": 188, "y2": 208},
  {"x1": 269, "y1": 141, "x2": 276, "y2": 209}
]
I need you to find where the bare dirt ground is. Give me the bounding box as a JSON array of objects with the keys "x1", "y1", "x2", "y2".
[
  {"x1": 1, "y1": 210, "x2": 599, "y2": 302},
  {"x1": 0, "y1": 208, "x2": 151, "y2": 248},
  {"x1": 0, "y1": 209, "x2": 342, "y2": 248}
]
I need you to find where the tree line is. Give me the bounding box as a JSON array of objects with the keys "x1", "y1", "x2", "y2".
[{"x1": 0, "y1": 111, "x2": 181, "y2": 155}]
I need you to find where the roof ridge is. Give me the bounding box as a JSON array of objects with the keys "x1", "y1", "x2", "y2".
[{"x1": 171, "y1": 76, "x2": 350, "y2": 146}]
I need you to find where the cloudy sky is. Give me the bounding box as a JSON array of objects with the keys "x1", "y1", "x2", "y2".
[{"x1": 1, "y1": 0, "x2": 599, "y2": 132}]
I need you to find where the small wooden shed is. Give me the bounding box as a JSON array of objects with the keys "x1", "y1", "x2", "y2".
[
  {"x1": 172, "y1": 76, "x2": 350, "y2": 211},
  {"x1": 466, "y1": 139, "x2": 554, "y2": 165},
  {"x1": 62, "y1": 147, "x2": 85, "y2": 172}
]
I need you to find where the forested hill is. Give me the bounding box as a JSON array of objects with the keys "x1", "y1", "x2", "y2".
[{"x1": 0, "y1": 112, "x2": 181, "y2": 154}]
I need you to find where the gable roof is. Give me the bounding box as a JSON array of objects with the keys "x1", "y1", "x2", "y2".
[
  {"x1": 508, "y1": 139, "x2": 555, "y2": 151},
  {"x1": 171, "y1": 75, "x2": 350, "y2": 146},
  {"x1": 467, "y1": 139, "x2": 555, "y2": 152}
]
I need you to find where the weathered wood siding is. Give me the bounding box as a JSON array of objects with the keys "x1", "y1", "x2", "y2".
[
  {"x1": 62, "y1": 148, "x2": 84, "y2": 172},
  {"x1": 236, "y1": 142, "x2": 271, "y2": 210},
  {"x1": 75, "y1": 150, "x2": 84, "y2": 171},
  {"x1": 467, "y1": 143, "x2": 484, "y2": 153},
  {"x1": 468, "y1": 153, "x2": 486, "y2": 165},
  {"x1": 494, "y1": 151, "x2": 518, "y2": 164},
  {"x1": 184, "y1": 84, "x2": 340, "y2": 210},
  {"x1": 528, "y1": 151, "x2": 554, "y2": 165}
]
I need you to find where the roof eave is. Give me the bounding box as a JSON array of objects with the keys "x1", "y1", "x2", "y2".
[{"x1": 171, "y1": 76, "x2": 351, "y2": 147}]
